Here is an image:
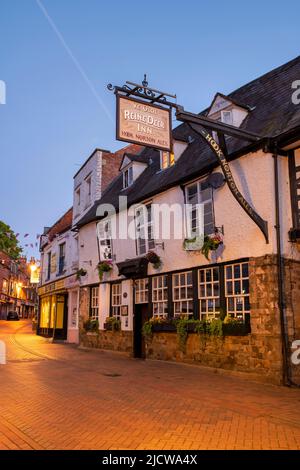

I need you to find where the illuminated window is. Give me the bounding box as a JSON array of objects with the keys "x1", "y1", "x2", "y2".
[
  {"x1": 135, "y1": 279, "x2": 149, "y2": 304},
  {"x1": 161, "y1": 151, "x2": 175, "y2": 169},
  {"x1": 152, "y1": 275, "x2": 168, "y2": 317},
  {"x1": 90, "y1": 286, "x2": 99, "y2": 321},
  {"x1": 198, "y1": 267, "x2": 220, "y2": 320},
  {"x1": 111, "y1": 283, "x2": 122, "y2": 320},
  {"x1": 2, "y1": 279, "x2": 8, "y2": 294},
  {"x1": 225, "y1": 262, "x2": 250, "y2": 320},
  {"x1": 173, "y1": 271, "x2": 193, "y2": 317}
]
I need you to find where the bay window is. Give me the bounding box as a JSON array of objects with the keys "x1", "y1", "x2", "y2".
[
  {"x1": 135, "y1": 278, "x2": 149, "y2": 304},
  {"x1": 198, "y1": 267, "x2": 220, "y2": 320},
  {"x1": 90, "y1": 286, "x2": 99, "y2": 321}
]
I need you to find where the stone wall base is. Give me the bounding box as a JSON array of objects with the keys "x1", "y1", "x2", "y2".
[
  {"x1": 146, "y1": 332, "x2": 283, "y2": 385},
  {"x1": 80, "y1": 330, "x2": 133, "y2": 354}
]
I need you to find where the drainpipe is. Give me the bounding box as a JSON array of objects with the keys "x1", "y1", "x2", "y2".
[{"x1": 273, "y1": 148, "x2": 292, "y2": 386}]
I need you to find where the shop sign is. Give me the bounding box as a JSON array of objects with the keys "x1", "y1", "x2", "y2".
[{"x1": 117, "y1": 95, "x2": 171, "y2": 151}]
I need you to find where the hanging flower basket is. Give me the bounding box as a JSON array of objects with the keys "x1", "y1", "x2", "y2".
[
  {"x1": 145, "y1": 251, "x2": 162, "y2": 269},
  {"x1": 76, "y1": 268, "x2": 87, "y2": 280},
  {"x1": 201, "y1": 233, "x2": 223, "y2": 260},
  {"x1": 97, "y1": 260, "x2": 113, "y2": 280}
]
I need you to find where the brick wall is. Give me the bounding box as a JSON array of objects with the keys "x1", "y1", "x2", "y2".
[{"x1": 101, "y1": 144, "x2": 143, "y2": 193}]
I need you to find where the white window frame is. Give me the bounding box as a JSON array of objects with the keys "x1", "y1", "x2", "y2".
[
  {"x1": 185, "y1": 179, "x2": 214, "y2": 237},
  {"x1": 97, "y1": 218, "x2": 113, "y2": 261},
  {"x1": 135, "y1": 202, "x2": 155, "y2": 256},
  {"x1": 111, "y1": 283, "x2": 122, "y2": 320},
  {"x1": 135, "y1": 278, "x2": 149, "y2": 304},
  {"x1": 221, "y1": 109, "x2": 233, "y2": 125},
  {"x1": 198, "y1": 267, "x2": 220, "y2": 320},
  {"x1": 90, "y1": 286, "x2": 99, "y2": 321},
  {"x1": 225, "y1": 262, "x2": 250, "y2": 320},
  {"x1": 173, "y1": 271, "x2": 193, "y2": 317},
  {"x1": 152, "y1": 275, "x2": 168, "y2": 317},
  {"x1": 123, "y1": 165, "x2": 133, "y2": 189}
]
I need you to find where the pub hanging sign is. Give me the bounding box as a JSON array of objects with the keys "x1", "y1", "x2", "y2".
[{"x1": 116, "y1": 95, "x2": 172, "y2": 151}]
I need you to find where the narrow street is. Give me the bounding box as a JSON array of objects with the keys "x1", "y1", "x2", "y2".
[{"x1": 0, "y1": 321, "x2": 299, "y2": 450}]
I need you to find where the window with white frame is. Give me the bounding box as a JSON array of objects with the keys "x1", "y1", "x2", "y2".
[
  {"x1": 123, "y1": 166, "x2": 133, "y2": 189},
  {"x1": 221, "y1": 109, "x2": 233, "y2": 125},
  {"x1": 186, "y1": 180, "x2": 214, "y2": 237},
  {"x1": 97, "y1": 219, "x2": 112, "y2": 260},
  {"x1": 135, "y1": 278, "x2": 149, "y2": 304},
  {"x1": 161, "y1": 151, "x2": 175, "y2": 170},
  {"x1": 111, "y1": 283, "x2": 122, "y2": 320},
  {"x1": 225, "y1": 262, "x2": 250, "y2": 320},
  {"x1": 198, "y1": 267, "x2": 220, "y2": 320},
  {"x1": 173, "y1": 271, "x2": 193, "y2": 317},
  {"x1": 152, "y1": 275, "x2": 168, "y2": 317},
  {"x1": 90, "y1": 286, "x2": 99, "y2": 321},
  {"x1": 135, "y1": 203, "x2": 155, "y2": 255}
]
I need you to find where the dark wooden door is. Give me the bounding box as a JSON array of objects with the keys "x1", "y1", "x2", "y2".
[{"x1": 133, "y1": 303, "x2": 149, "y2": 359}]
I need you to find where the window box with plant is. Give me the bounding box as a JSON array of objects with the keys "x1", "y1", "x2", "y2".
[
  {"x1": 97, "y1": 260, "x2": 113, "y2": 281},
  {"x1": 104, "y1": 316, "x2": 121, "y2": 332},
  {"x1": 83, "y1": 318, "x2": 99, "y2": 333}
]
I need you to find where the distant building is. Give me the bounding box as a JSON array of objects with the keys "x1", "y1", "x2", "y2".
[{"x1": 0, "y1": 252, "x2": 37, "y2": 319}]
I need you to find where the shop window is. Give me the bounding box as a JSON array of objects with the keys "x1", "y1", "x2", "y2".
[
  {"x1": 198, "y1": 267, "x2": 220, "y2": 320},
  {"x1": 225, "y1": 262, "x2": 250, "y2": 320},
  {"x1": 90, "y1": 286, "x2": 99, "y2": 321},
  {"x1": 173, "y1": 271, "x2": 193, "y2": 317},
  {"x1": 2, "y1": 279, "x2": 8, "y2": 294},
  {"x1": 135, "y1": 278, "x2": 149, "y2": 304},
  {"x1": 152, "y1": 275, "x2": 168, "y2": 317},
  {"x1": 111, "y1": 283, "x2": 122, "y2": 320}
]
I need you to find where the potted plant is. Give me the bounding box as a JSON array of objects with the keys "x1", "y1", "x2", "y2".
[
  {"x1": 145, "y1": 251, "x2": 162, "y2": 269},
  {"x1": 104, "y1": 316, "x2": 121, "y2": 332},
  {"x1": 97, "y1": 260, "x2": 113, "y2": 280},
  {"x1": 83, "y1": 318, "x2": 99, "y2": 333},
  {"x1": 76, "y1": 268, "x2": 87, "y2": 280}
]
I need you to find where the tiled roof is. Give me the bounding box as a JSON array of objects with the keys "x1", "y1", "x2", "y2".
[{"x1": 75, "y1": 56, "x2": 300, "y2": 229}]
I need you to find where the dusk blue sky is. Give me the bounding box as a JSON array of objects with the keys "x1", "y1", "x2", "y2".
[{"x1": 0, "y1": 0, "x2": 299, "y2": 259}]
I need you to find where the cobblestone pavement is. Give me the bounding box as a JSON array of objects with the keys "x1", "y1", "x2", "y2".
[{"x1": 0, "y1": 320, "x2": 300, "y2": 450}]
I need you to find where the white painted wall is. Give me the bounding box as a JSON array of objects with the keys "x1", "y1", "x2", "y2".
[
  {"x1": 77, "y1": 222, "x2": 100, "y2": 286},
  {"x1": 73, "y1": 150, "x2": 103, "y2": 224}
]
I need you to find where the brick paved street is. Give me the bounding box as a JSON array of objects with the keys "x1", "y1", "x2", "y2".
[{"x1": 0, "y1": 320, "x2": 300, "y2": 450}]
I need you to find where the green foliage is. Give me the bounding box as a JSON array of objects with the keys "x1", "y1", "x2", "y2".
[
  {"x1": 222, "y1": 316, "x2": 250, "y2": 335},
  {"x1": 105, "y1": 316, "x2": 121, "y2": 331},
  {"x1": 0, "y1": 221, "x2": 22, "y2": 259},
  {"x1": 76, "y1": 268, "x2": 87, "y2": 280},
  {"x1": 175, "y1": 317, "x2": 195, "y2": 352},
  {"x1": 207, "y1": 318, "x2": 223, "y2": 337},
  {"x1": 97, "y1": 261, "x2": 113, "y2": 280},
  {"x1": 142, "y1": 321, "x2": 153, "y2": 340},
  {"x1": 201, "y1": 235, "x2": 222, "y2": 260},
  {"x1": 83, "y1": 318, "x2": 99, "y2": 332}
]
